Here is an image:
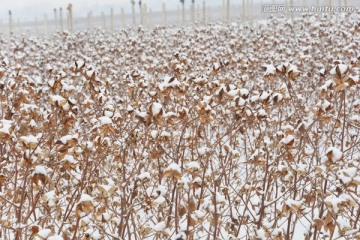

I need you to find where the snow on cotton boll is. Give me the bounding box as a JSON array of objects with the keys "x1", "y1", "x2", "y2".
[
  {"x1": 19, "y1": 134, "x2": 39, "y2": 149},
  {"x1": 98, "y1": 116, "x2": 114, "y2": 134},
  {"x1": 163, "y1": 162, "x2": 181, "y2": 180},
  {"x1": 32, "y1": 165, "x2": 48, "y2": 186},
  {"x1": 84, "y1": 228, "x2": 101, "y2": 240},
  {"x1": 75, "y1": 194, "x2": 95, "y2": 217},
  {"x1": 54, "y1": 134, "x2": 79, "y2": 154},
  {"x1": 322, "y1": 147, "x2": 343, "y2": 165},
  {"x1": 185, "y1": 161, "x2": 201, "y2": 174},
  {"x1": 41, "y1": 190, "x2": 58, "y2": 208},
  {"x1": 0, "y1": 119, "x2": 14, "y2": 141},
  {"x1": 262, "y1": 64, "x2": 276, "y2": 80},
  {"x1": 149, "y1": 102, "x2": 163, "y2": 117}
]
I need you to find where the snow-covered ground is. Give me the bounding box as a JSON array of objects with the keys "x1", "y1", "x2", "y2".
[{"x1": 0, "y1": 9, "x2": 359, "y2": 240}]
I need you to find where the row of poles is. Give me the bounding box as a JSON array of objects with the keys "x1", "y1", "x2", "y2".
[
  {"x1": 6, "y1": 4, "x2": 73, "y2": 35},
  {"x1": 5, "y1": 0, "x2": 229, "y2": 35},
  {"x1": 86, "y1": 0, "x2": 232, "y2": 31},
  {"x1": 53, "y1": 4, "x2": 73, "y2": 32},
  {"x1": 2, "y1": 0, "x2": 349, "y2": 36}
]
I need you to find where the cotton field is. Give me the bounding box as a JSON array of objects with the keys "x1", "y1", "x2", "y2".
[{"x1": 0, "y1": 11, "x2": 360, "y2": 240}]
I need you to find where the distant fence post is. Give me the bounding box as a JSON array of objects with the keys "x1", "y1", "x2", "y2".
[
  {"x1": 67, "y1": 4, "x2": 73, "y2": 32},
  {"x1": 131, "y1": 0, "x2": 136, "y2": 25},
  {"x1": 191, "y1": 0, "x2": 195, "y2": 24},
  {"x1": 202, "y1": 0, "x2": 206, "y2": 24},
  {"x1": 9, "y1": 10, "x2": 13, "y2": 35},
  {"x1": 54, "y1": 8, "x2": 58, "y2": 31},
  {"x1": 180, "y1": 0, "x2": 185, "y2": 26},
  {"x1": 162, "y1": 3, "x2": 167, "y2": 26},
  {"x1": 139, "y1": 1, "x2": 143, "y2": 25},
  {"x1": 59, "y1": 8, "x2": 63, "y2": 31}
]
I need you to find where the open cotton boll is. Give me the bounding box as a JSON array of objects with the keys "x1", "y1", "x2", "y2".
[
  {"x1": 323, "y1": 147, "x2": 343, "y2": 164},
  {"x1": 153, "y1": 221, "x2": 166, "y2": 232},
  {"x1": 34, "y1": 165, "x2": 47, "y2": 175},
  {"x1": 37, "y1": 229, "x2": 52, "y2": 239},
  {"x1": 98, "y1": 116, "x2": 113, "y2": 125},
  {"x1": 151, "y1": 102, "x2": 163, "y2": 116}
]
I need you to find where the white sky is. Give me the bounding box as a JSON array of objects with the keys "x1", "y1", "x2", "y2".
[
  {"x1": 0, "y1": 0, "x2": 227, "y2": 22},
  {"x1": 1, "y1": 0, "x2": 357, "y2": 23}
]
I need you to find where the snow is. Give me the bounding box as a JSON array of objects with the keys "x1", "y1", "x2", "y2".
[
  {"x1": 153, "y1": 221, "x2": 166, "y2": 232},
  {"x1": 193, "y1": 76, "x2": 207, "y2": 84},
  {"x1": 62, "y1": 154, "x2": 77, "y2": 164},
  {"x1": 320, "y1": 100, "x2": 331, "y2": 111},
  {"x1": 257, "y1": 109, "x2": 267, "y2": 117},
  {"x1": 50, "y1": 94, "x2": 66, "y2": 102},
  {"x1": 151, "y1": 102, "x2": 163, "y2": 116},
  {"x1": 98, "y1": 184, "x2": 114, "y2": 193},
  {"x1": 19, "y1": 135, "x2": 39, "y2": 149},
  {"x1": 260, "y1": 91, "x2": 271, "y2": 100},
  {"x1": 37, "y1": 229, "x2": 51, "y2": 238},
  {"x1": 58, "y1": 134, "x2": 78, "y2": 144},
  {"x1": 20, "y1": 135, "x2": 39, "y2": 144},
  {"x1": 198, "y1": 146, "x2": 208, "y2": 156},
  {"x1": 215, "y1": 192, "x2": 226, "y2": 204},
  {"x1": 34, "y1": 166, "x2": 47, "y2": 175},
  {"x1": 0, "y1": 119, "x2": 13, "y2": 135},
  {"x1": 165, "y1": 163, "x2": 181, "y2": 173},
  {"x1": 42, "y1": 190, "x2": 57, "y2": 207},
  {"x1": 239, "y1": 88, "x2": 249, "y2": 97},
  {"x1": 138, "y1": 172, "x2": 151, "y2": 181},
  {"x1": 173, "y1": 232, "x2": 186, "y2": 240},
  {"x1": 330, "y1": 64, "x2": 348, "y2": 75},
  {"x1": 337, "y1": 167, "x2": 357, "y2": 185},
  {"x1": 255, "y1": 228, "x2": 267, "y2": 240},
  {"x1": 135, "y1": 110, "x2": 148, "y2": 118},
  {"x1": 186, "y1": 161, "x2": 200, "y2": 171},
  {"x1": 326, "y1": 147, "x2": 343, "y2": 162},
  {"x1": 280, "y1": 135, "x2": 294, "y2": 145},
  {"x1": 84, "y1": 229, "x2": 101, "y2": 240},
  {"x1": 98, "y1": 116, "x2": 113, "y2": 125},
  {"x1": 160, "y1": 131, "x2": 171, "y2": 137},
  {"x1": 337, "y1": 216, "x2": 351, "y2": 231},
  {"x1": 48, "y1": 235, "x2": 63, "y2": 240},
  {"x1": 150, "y1": 130, "x2": 158, "y2": 139},
  {"x1": 284, "y1": 198, "x2": 303, "y2": 209},
  {"x1": 226, "y1": 89, "x2": 239, "y2": 97},
  {"x1": 153, "y1": 195, "x2": 166, "y2": 206},
  {"x1": 159, "y1": 76, "x2": 180, "y2": 91},
  {"x1": 79, "y1": 194, "x2": 93, "y2": 203},
  {"x1": 263, "y1": 64, "x2": 276, "y2": 76},
  {"x1": 324, "y1": 195, "x2": 345, "y2": 213}
]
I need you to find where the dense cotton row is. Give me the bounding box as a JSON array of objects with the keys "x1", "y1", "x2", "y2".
[{"x1": 0, "y1": 12, "x2": 359, "y2": 240}]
